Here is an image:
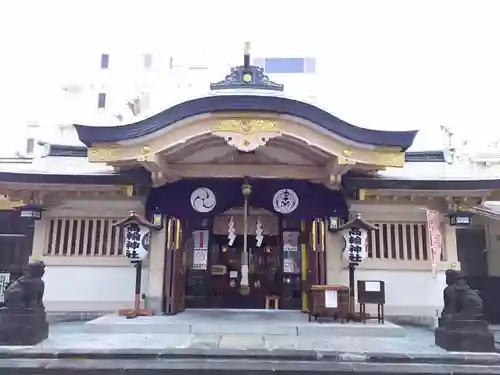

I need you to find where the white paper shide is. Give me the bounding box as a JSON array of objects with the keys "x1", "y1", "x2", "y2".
[
  {"x1": 228, "y1": 216, "x2": 236, "y2": 246},
  {"x1": 255, "y1": 217, "x2": 263, "y2": 247},
  {"x1": 0, "y1": 272, "x2": 10, "y2": 303}
]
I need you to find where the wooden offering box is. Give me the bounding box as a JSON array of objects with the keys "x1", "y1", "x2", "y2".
[{"x1": 308, "y1": 285, "x2": 350, "y2": 323}]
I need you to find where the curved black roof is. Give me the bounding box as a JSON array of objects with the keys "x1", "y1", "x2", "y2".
[{"x1": 75, "y1": 95, "x2": 418, "y2": 150}]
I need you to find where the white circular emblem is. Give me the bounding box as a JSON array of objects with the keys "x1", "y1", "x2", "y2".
[
  {"x1": 273, "y1": 189, "x2": 299, "y2": 214},
  {"x1": 190, "y1": 187, "x2": 216, "y2": 213}
]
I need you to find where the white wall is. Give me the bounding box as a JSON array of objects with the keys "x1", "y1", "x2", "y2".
[
  {"x1": 43, "y1": 265, "x2": 149, "y2": 312},
  {"x1": 326, "y1": 202, "x2": 451, "y2": 318},
  {"x1": 340, "y1": 269, "x2": 445, "y2": 317}
]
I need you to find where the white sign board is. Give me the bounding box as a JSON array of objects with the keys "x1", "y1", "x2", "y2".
[
  {"x1": 365, "y1": 281, "x2": 381, "y2": 292},
  {"x1": 325, "y1": 290, "x2": 338, "y2": 308},
  {"x1": 0, "y1": 273, "x2": 10, "y2": 303},
  {"x1": 342, "y1": 227, "x2": 368, "y2": 263},
  {"x1": 192, "y1": 249, "x2": 208, "y2": 270},
  {"x1": 123, "y1": 223, "x2": 150, "y2": 263}
]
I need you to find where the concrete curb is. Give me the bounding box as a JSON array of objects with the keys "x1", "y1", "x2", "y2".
[
  {"x1": 0, "y1": 357, "x2": 499, "y2": 374},
  {"x1": 0, "y1": 347, "x2": 499, "y2": 366}
]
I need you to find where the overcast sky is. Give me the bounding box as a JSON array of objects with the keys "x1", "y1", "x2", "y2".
[{"x1": 0, "y1": 0, "x2": 499, "y2": 154}]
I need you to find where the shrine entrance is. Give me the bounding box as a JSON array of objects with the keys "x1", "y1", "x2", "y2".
[
  {"x1": 206, "y1": 233, "x2": 282, "y2": 309},
  {"x1": 182, "y1": 211, "x2": 304, "y2": 310},
  {"x1": 150, "y1": 178, "x2": 348, "y2": 314}
]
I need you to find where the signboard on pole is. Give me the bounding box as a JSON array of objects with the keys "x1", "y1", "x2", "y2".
[{"x1": 426, "y1": 209, "x2": 443, "y2": 277}]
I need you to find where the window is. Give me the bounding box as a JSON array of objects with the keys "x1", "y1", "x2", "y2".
[
  {"x1": 97, "y1": 93, "x2": 106, "y2": 108},
  {"x1": 366, "y1": 222, "x2": 444, "y2": 261},
  {"x1": 25, "y1": 138, "x2": 35, "y2": 156},
  {"x1": 253, "y1": 57, "x2": 316, "y2": 74},
  {"x1": 100, "y1": 54, "x2": 109, "y2": 69},
  {"x1": 45, "y1": 218, "x2": 123, "y2": 257},
  {"x1": 144, "y1": 53, "x2": 153, "y2": 69}
]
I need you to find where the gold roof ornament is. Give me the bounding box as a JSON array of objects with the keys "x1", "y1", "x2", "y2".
[
  {"x1": 212, "y1": 118, "x2": 282, "y2": 152},
  {"x1": 210, "y1": 42, "x2": 284, "y2": 91}
]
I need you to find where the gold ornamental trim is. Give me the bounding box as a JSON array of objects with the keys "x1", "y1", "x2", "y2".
[
  {"x1": 88, "y1": 147, "x2": 121, "y2": 162},
  {"x1": 215, "y1": 119, "x2": 280, "y2": 135},
  {"x1": 212, "y1": 119, "x2": 282, "y2": 152}
]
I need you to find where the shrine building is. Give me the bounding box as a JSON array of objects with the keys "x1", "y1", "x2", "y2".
[{"x1": 1, "y1": 47, "x2": 500, "y2": 324}]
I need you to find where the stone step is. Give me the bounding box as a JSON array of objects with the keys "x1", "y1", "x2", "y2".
[{"x1": 83, "y1": 313, "x2": 406, "y2": 337}]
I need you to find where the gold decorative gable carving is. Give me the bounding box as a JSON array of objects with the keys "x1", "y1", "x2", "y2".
[{"x1": 212, "y1": 119, "x2": 282, "y2": 152}]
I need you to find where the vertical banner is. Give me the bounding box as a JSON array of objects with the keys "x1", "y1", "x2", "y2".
[
  {"x1": 426, "y1": 209, "x2": 443, "y2": 278},
  {"x1": 192, "y1": 229, "x2": 209, "y2": 270}
]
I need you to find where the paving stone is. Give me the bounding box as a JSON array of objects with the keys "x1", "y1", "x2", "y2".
[
  {"x1": 1, "y1": 318, "x2": 454, "y2": 355},
  {"x1": 297, "y1": 321, "x2": 405, "y2": 338},
  {"x1": 263, "y1": 335, "x2": 299, "y2": 350},
  {"x1": 191, "y1": 323, "x2": 296, "y2": 335},
  {"x1": 218, "y1": 334, "x2": 265, "y2": 349},
  {"x1": 189, "y1": 334, "x2": 221, "y2": 349}
]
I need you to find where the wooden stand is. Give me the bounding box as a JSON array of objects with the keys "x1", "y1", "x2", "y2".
[
  {"x1": 357, "y1": 280, "x2": 385, "y2": 324},
  {"x1": 118, "y1": 261, "x2": 154, "y2": 318},
  {"x1": 308, "y1": 285, "x2": 349, "y2": 323},
  {"x1": 360, "y1": 302, "x2": 384, "y2": 324},
  {"x1": 265, "y1": 295, "x2": 280, "y2": 310}
]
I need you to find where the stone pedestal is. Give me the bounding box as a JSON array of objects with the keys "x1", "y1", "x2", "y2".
[
  {"x1": 435, "y1": 318, "x2": 495, "y2": 352},
  {"x1": 0, "y1": 308, "x2": 49, "y2": 345}
]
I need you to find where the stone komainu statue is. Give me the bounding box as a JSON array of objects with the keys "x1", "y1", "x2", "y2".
[
  {"x1": 3, "y1": 260, "x2": 45, "y2": 309},
  {"x1": 442, "y1": 268, "x2": 483, "y2": 320},
  {"x1": 435, "y1": 268, "x2": 494, "y2": 352}
]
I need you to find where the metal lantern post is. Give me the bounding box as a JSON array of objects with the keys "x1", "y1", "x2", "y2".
[
  {"x1": 114, "y1": 210, "x2": 161, "y2": 318},
  {"x1": 337, "y1": 213, "x2": 377, "y2": 319}
]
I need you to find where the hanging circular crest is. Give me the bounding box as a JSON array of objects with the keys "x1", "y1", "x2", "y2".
[
  {"x1": 272, "y1": 189, "x2": 299, "y2": 214},
  {"x1": 190, "y1": 187, "x2": 217, "y2": 213}
]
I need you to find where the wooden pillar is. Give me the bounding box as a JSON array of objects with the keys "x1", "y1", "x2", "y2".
[
  {"x1": 163, "y1": 218, "x2": 187, "y2": 315},
  {"x1": 318, "y1": 218, "x2": 327, "y2": 284},
  {"x1": 146, "y1": 220, "x2": 167, "y2": 312},
  {"x1": 301, "y1": 220, "x2": 308, "y2": 312}
]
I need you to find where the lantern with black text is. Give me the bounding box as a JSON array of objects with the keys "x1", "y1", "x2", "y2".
[
  {"x1": 337, "y1": 214, "x2": 377, "y2": 318},
  {"x1": 340, "y1": 214, "x2": 375, "y2": 264},
  {"x1": 114, "y1": 210, "x2": 161, "y2": 318}
]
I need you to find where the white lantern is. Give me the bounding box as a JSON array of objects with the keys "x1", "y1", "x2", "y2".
[
  {"x1": 123, "y1": 223, "x2": 151, "y2": 263},
  {"x1": 338, "y1": 214, "x2": 376, "y2": 265},
  {"x1": 114, "y1": 211, "x2": 161, "y2": 264},
  {"x1": 342, "y1": 226, "x2": 368, "y2": 264}
]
